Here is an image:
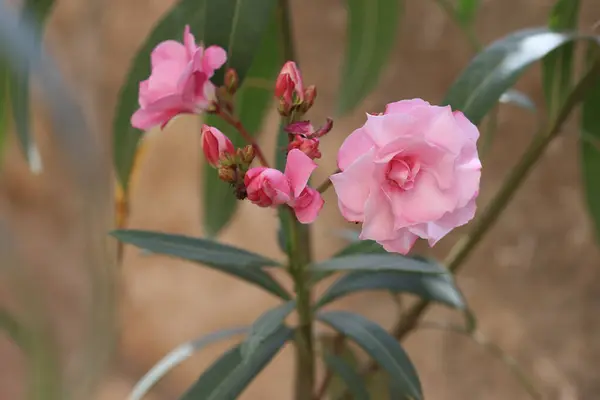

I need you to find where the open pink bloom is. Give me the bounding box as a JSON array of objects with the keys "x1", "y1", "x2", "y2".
[
  {"x1": 201, "y1": 125, "x2": 235, "y2": 166},
  {"x1": 131, "y1": 25, "x2": 227, "y2": 130},
  {"x1": 275, "y1": 61, "x2": 304, "y2": 104},
  {"x1": 245, "y1": 149, "x2": 323, "y2": 223},
  {"x1": 330, "y1": 99, "x2": 481, "y2": 254}
]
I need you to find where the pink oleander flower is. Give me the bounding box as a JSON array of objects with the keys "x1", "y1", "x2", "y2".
[
  {"x1": 245, "y1": 149, "x2": 323, "y2": 223},
  {"x1": 288, "y1": 136, "x2": 321, "y2": 159},
  {"x1": 275, "y1": 61, "x2": 304, "y2": 104},
  {"x1": 330, "y1": 99, "x2": 481, "y2": 254},
  {"x1": 201, "y1": 125, "x2": 235, "y2": 167},
  {"x1": 131, "y1": 25, "x2": 227, "y2": 130}
]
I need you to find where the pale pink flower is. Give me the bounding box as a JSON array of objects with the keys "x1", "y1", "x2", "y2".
[
  {"x1": 201, "y1": 125, "x2": 235, "y2": 166},
  {"x1": 330, "y1": 99, "x2": 481, "y2": 254},
  {"x1": 131, "y1": 25, "x2": 227, "y2": 130},
  {"x1": 275, "y1": 61, "x2": 304, "y2": 104},
  {"x1": 245, "y1": 149, "x2": 323, "y2": 223}
]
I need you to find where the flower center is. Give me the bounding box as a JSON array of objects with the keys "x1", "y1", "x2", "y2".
[{"x1": 386, "y1": 155, "x2": 420, "y2": 190}]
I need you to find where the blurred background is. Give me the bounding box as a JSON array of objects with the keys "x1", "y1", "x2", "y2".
[{"x1": 0, "y1": 0, "x2": 599, "y2": 399}]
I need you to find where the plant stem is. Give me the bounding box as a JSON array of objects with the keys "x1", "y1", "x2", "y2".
[
  {"x1": 215, "y1": 108, "x2": 270, "y2": 167},
  {"x1": 287, "y1": 207, "x2": 315, "y2": 400}
]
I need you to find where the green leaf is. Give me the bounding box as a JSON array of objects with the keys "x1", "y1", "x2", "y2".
[
  {"x1": 179, "y1": 325, "x2": 292, "y2": 400},
  {"x1": 316, "y1": 270, "x2": 465, "y2": 309},
  {"x1": 323, "y1": 352, "x2": 370, "y2": 400},
  {"x1": 310, "y1": 253, "x2": 446, "y2": 277},
  {"x1": 111, "y1": 229, "x2": 290, "y2": 299},
  {"x1": 333, "y1": 240, "x2": 385, "y2": 257},
  {"x1": 443, "y1": 28, "x2": 579, "y2": 125},
  {"x1": 276, "y1": 122, "x2": 291, "y2": 253},
  {"x1": 318, "y1": 311, "x2": 422, "y2": 400},
  {"x1": 581, "y1": 50, "x2": 600, "y2": 243},
  {"x1": 542, "y1": 0, "x2": 580, "y2": 116},
  {"x1": 499, "y1": 89, "x2": 537, "y2": 112},
  {"x1": 241, "y1": 301, "x2": 295, "y2": 361},
  {"x1": 455, "y1": 0, "x2": 481, "y2": 26},
  {"x1": 9, "y1": 0, "x2": 55, "y2": 173},
  {"x1": 114, "y1": 0, "x2": 276, "y2": 190},
  {"x1": 130, "y1": 326, "x2": 249, "y2": 400},
  {"x1": 202, "y1": 14, "x2": 281, "y2": 236},
  {"x1": 0, "y1": 62, "x2": 9, "y2": 163},
  {"x1": 336, "y1": 0, "x2": 402, "y2": 115}
]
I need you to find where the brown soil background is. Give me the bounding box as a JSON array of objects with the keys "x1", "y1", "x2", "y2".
[{"x1": 1, "y1": 0, "x2": 600, "y2": 399}]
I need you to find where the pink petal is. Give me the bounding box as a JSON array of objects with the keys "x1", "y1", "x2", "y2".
[
  {"x1": 293, "y1": 188, "x2": 324, "y2": 224},
  {"x1": 263, "y1": 169, "x2": 293, "y2": 205},
  {"x1": 409, "y1": 198, "x2": 477, "y2": 246},
  {"x1": 393, "y1": 171, "x2": 458, "y2": 226},
  {"x1": 337, "y1": 126, "x2": 374, "y2": 170},
  {"x1": 385, "y1": 98, "x2": 430, "y2": 115},
  {"x1": 363, "y1": 112, "x2": 420, "y2": 148},
  {"x1": 422, "y1": 106, "x2": 464, "y2": 155},
  {"x1": 453, "y1": 110, "x2": 480, "y2": 142},
  {"x1": 360, "y1": 187, "x2": 395, "y2": 241},
  {"x1": 151, "y1": 41, "x2": 188, "y2": 69},
  {"x1": 131, "y1": 107, "x2": 179, "y2": 131},
  {"x1": 183, "y1": 25, "x2": 197, "y2": 58},
  {"x1": 378, "y1": 230, "x2": 419, "y2": 255},
  {"x1": 330, "y1": 149, "x2": 375, "y2": 222},
  {"x1": 284, "y1": 149, "x2": 317, "y2": 198},
  {"x1": 202, "y1": 46, "x2": 228, "y2": 76}
]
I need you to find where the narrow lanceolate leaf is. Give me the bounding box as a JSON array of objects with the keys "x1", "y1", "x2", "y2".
[
  {"x1": 179, "y1": 326, "x2": 292, "y2": 400},
  {"x1": 334, "y1": 239, "x2": 385, "y2": 257},
  {"x1": 323, "y1": 352, "x2": 370, "y2": 400},
  {"x1": 542, "y1": 0, "x2": 580, "y2": 116},
  {"x1": 203, "y1": 14, "x2": 281, "y2": 236},
  {"x1": 0, "y1": 62, "x2": 9, "y2": 163},
  {"x1": 443, "y1": 28, "x2": 579, "y2": 125},
  {"x1": 316, "y1": 270, "x2": 465, "y2": 310},
  {"x1": 111, "y1": 230, "x2": 290, "y2": 299},
  {"x1": 9, "y1": 0, "x2": 55, "y2": 172},
  {"x1": 114, "y1": 0, "x2": 276, "y2": 190},
  {"x1": 241, "y1": 301, "x2": 295, "y2": 361},
  {"x1": 310, "y1": 253, "x2": 446, "y2": 277},
  {"x1": 130, "y1": 327, "x2": 248, "y2": 400},
  {"x1": 318, "y1": 311, "x2": 423, "y2": 400},
  {"x1": 336, "y1": 0, "x2": 402, "y2": 115},
  {"x1": 580, "y1": 50, "x2": 600, "y2": 243},
  {"x1": 499, "y1": 89, "x2": 536, "y2": 112}
]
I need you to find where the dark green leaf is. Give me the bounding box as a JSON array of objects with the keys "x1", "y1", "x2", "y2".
[
  {"x1": 443, "y1": 28, "x2": 578, "y2": 125},
  {"x1": 203, "y1": 14, "x2": 281, "y2": 236},
  {"x1": 111, "y1": 229, "x2": 290, "y2": 299},
  {"x1": 310, "y1": 253, "x2": 446, "y2": 277},
  {"x1": 333, "y1": 240, "x2": 385, "y2": 257},
  {"x1": 9, "y1": 0, "x2": 55, "y2": 172},
  {"x1": 316, "y1": 270, "x2": 465, "y2": 309},
  {"x1": 114, "y1": 0, "x2": 276, "y2": 190},
  {"x1": 499, "y1": 89, "x2": 536, "y2": 112},
  {"x1": 542, "y1": 0, "x2": 580, "y2": 116},
  {"x1": 0, "y1": 62, "x2": 8, "y2": 163},
  {"x1": 337, "y1": 0, "x2": 402, "y2": 115},
  {"x1": 241, "y1": 301, "x2": 295, "y2": 361},
  {"x1": 581, "y1": 49, "x2": 600, "y2": 243},
  {"x1": 131, "y1": 326, "x2": 249, "y2": 400},
  {"x1": 323, "y1": 352, "x2": 370, "y2": 400},
  {"x1": 179, "y1": 325, "x2": 292, "y2": 400},
  {"x1": 318, "y1": 311, "x2": 422, "y2": 400},
  {"x1": 455, "y1": 0, "x2": 481, "y2": 26}
]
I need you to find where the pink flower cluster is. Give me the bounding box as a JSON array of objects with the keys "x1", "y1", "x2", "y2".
[{"x1": 130, "y1": 26, "x2": 482, "y2": 253}]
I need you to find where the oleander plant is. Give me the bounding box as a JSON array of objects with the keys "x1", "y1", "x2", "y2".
[{"x1": 2, "y1": 0, "x2": 600, "y2": 399}]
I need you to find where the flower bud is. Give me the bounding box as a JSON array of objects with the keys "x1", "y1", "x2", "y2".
[
  {"x1": 298, "y1": 85, "x2": 317, "y2": 113},
  {"x1": 224, "y1": 68, "x2": 239, "y2": 94},
  {"x1": 275, "y1": 61, "x2": 305, "y2": 116},
  {"x1": 218, "y1": 165, "x2": 236, "y2": 183},
  {"x1": 201, "y1": 125, "x2": 235, "y2": 167},
  {"x1": 239, "y1": 144, "x2": 255, "y2": 165},
  {"x1": 284, "y1": 121, "x2": 313, "y2": 136}
]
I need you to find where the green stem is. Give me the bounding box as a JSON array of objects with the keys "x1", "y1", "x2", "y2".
[
  {"x1": 276, "y1": 1, "x2": 314, "y2": 398},
  {"x1": 287, "y1": 208, "x2": 315, "y2": 400}
]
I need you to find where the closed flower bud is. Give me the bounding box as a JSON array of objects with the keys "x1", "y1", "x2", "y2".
[
  {"x1": 240, "y1": 145, "x2": 255, "y2": 164},
  {"x1": 299, "y1": 85, "x2": 317, "y2": 113},
  {"x1": 224, "y1": 68, "x2": 239, "y2": 94},
  {"x1": 201, "y1": 125, "x2": 235, "y2": 167}
]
